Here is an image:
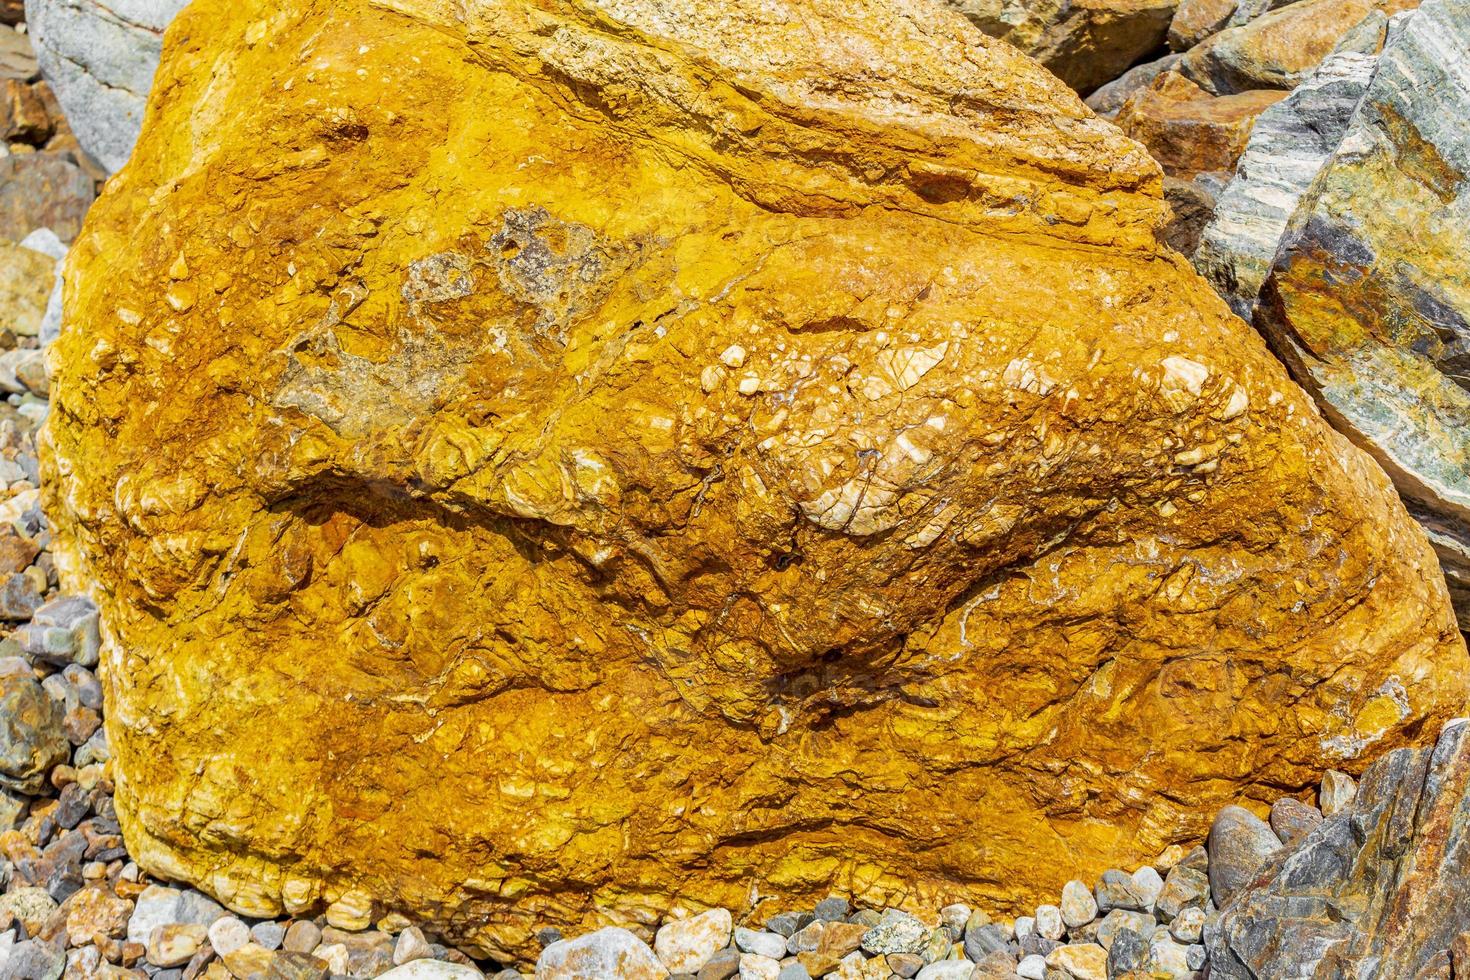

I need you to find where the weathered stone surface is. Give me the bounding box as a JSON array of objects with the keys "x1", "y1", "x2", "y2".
[
  {"x1": 947, "y1": 0, "x2": 1178, "y2": 92},
  {"x1": 1181, "y1": 0, "x2": 1409, "y2": 93},
  {"x1": 1169, "y1": 0, "x2": 1238, "y2": 48},
  {"x1": 1084, "y1": 53, "x2": 1181, "y2": 118},
  {"x1": 0, "y1": 151, "x2": 94, "y2": 242},
  {"x1": 1162, "y1": 172, "x2": 1226, "y2": 257},
  {"x1": 1206, "y1": 805, "x2": 1280, "y2": 907},
  {"x1": 1194, "y1": 50, "x2": 1378, "y2": 317},
  {"x1": 0, "y1": 27, "x2": 38, "y2": 81},
  {"x1": 1256, "y1": 0, "x2": 1470, "y2": 631},
  {"x1": 23, "y1": 0, "x2": 189, "y2": 173},
  {"x1": 1208, "y1": 721, "x2": 1470, "y2": 977},
  {"x1": 43, "y1": 0, "x2": 1469, "y2": 964},
  {"x1": 0, "y1": 669, "x2": 68, "y2": 794},
  {"x1": 0, "y1": 239, "x2": 57, "y2": 339},
  {"x1": 1268, "y1": 796, "x2": 1323, "y2": 846},
  {"x1": 538, "y1": 928, "x2": 668, "y2": 980},
  {"x1": 1116, "y1": 72, "x2": 1285, "y2": 178}
]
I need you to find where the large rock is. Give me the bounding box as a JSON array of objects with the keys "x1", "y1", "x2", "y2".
[
  {"x1": 42, "y1": 0, "x2": 1469, "y2": 963},
  {"x1": 24, "y1": 0, "x2": 189, "y2": 173},
  {"x1": 1180, "y1": 0, "x2": 1408, "y2": 93},
  {"x1": 1193, "y1": 51, "x2": 1378, "y2": 317},
  {"x1": 946, "y1": 0, "x2": 1179, "y2": 92},
  {"x1": 1207, "y1": 720, "x2": 1470, "y2": 977},
  {"x1": 1115, "y1": 72, "x2": 1285, "y2": 178},
  {"x1": 0, "y1": 238, "x2": 58, "y2": 338},
  {"x1": 1256, "y1": 0, "x2": 1470, "y2": 630}
]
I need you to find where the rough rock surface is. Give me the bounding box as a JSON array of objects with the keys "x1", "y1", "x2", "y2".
[
  {"x1": 1180, "y1": 0, "x2": 1408, "y2": 93},
  {"x1": 1084, "y1": 53, "x2": 1181, "y2": 118},
  {"x1": 1194, "y1": 51, "x2": 1378, "y2": 317},
  {"x1": 946, "y1": 0, "x2": 1179, "y2": 91},
  {"x1": 0, "y1": 150, "x2": 93, "y2": 242},
  {"x1": 1115, "y1": 72, "x2": 1285, "y2": 178},
  {"x1": 43, "y1": 0, "x2": 1469, "y2": 963},
  {"x1": 1207, "y1": 721, "x2": 1470, "y2": 977},
  {"x1": 1257, "y1": 0, "x2": 1470, "y2": 629},
  {"x1": 23, "y1": 0, "x2": 189, "y2": 173}
]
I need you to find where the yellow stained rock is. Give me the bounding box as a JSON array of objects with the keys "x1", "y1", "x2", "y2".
[{"x1": 41, "y1": 0, "x2": 1468, "y2": 965}]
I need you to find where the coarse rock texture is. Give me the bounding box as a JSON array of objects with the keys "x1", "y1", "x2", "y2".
[
  {"x1": 23, "y1": 0, "x2": 189, "y2": 173},
  {"x1": 43, "y1": 0, "x2": 1470, "y2": 964},
  {"x1": 1162, "y1": 172, "x2": 1226, "y2": 257},
  {"x1": 0, "y1": 240, "x2": 57, "y2": 339},
  {"x1": 945, "y1": 0, "x2": 1179, "y2": 92},
  {"x1": 1193, "y1": 51, "x2": 1378, "y2": 318},
  {"x1": 1207, "y1": 721, "x2": 1470, "y2": 978},
  {"x1": 0, "y1": 151, "x2": 93, "y2": 242},
  {"x1": 1084, "y1": 52, "x2": 1181, "y2": 118},
  {"x1": 1256, "y1": 0, "x2": 1470, "y2": 630},
  {"x1": 1115, "y1": 72, "x2": 1285, "y2": 178},
  {"x1": 1180, "y1": 0, "x2": 1411, "y2": 94}
]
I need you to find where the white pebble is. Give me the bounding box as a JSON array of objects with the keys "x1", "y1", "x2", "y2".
[
  {"x1": 738, "y1": 952, "x2": 780, "y2": 980},
  {"x1": 1017, "y1": 953, "x2": 1048, "y2": 980},
  {"x1": 206, "y1": 917, "x2": 250, "y2": 957},
  {"x1": 1035, "y1": 904, "x2": 1064, "y2": 941}
]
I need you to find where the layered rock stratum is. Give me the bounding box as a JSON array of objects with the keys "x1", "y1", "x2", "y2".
[
  {"x1": 42, "y1": 0, "x2": 1470, "y2": 962},
  {"x1": 1254, "y1": 0, "x2": 1470, "y2": 628}
]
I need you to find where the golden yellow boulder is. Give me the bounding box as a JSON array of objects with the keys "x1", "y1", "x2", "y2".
[{"x1": 42, "y1": 0, "x2": 1468, "y2": 963}]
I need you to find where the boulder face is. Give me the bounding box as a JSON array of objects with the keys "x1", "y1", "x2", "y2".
[
  {"x1": 1257, "y1": 0, "x2": 1470, "y2": 628},
  {"x1": 946, "y1": 0, "x2": 1179, "y2": 92},
  {"x1": 23, "y1": 0, "x2": 188, "y2": 172},
  {"x1": 1207, "y1": 720, "x2": 1470, "y2": 978},
  {"x1": 43, "y1": 0, "x2": 1469, "y2": 962}
]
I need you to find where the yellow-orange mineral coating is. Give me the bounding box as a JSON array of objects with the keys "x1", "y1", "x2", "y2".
[{"x1": 41, "y1": 0, "x2": 1468, "y2": 962}]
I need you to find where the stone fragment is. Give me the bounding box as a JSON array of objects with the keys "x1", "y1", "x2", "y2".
[
  {"x1": 0, "y1": 670, "x2": 67, "y2": 793},
  {"x1": 1180, "y1": 0, "x2": 1400, "y2": 94},
  {"x1": 207, "y1": 917, "x2": 250, "y2": 957},
  {"x1": 1145, "y1": 936, "x2": 1191, "y2": 978},
  {"x1": 324, "y1": 890, "x2": 373, "y2": 931},
  {"x1": 1059, "y1": 881, "x2": 1096, "y2": 928},
  {"x1": 1016, "y1": 953, "x2": 1046, "y2": 980},
  {"x1": 813, "y1": 897, "x2": 849, "y2": 921},
  {"x1": 1319, "y1": 769, "x2": 1357, "y2": 817},
  {"x1": 537, "y1": 928, "x2": 669, "y2": 980},
  {"x1": 787, "y1": 921, "x2": 825, "y2": 955},
  {"x1": 734, "y1": 929, "x2": 785, "y2": 960},
  {"x1": 1106, "y1": 928, "x2": 1148, "y2": 975},
  {"x1": 1194, "y1": 51, "x2": 1378, "y2": 318},
  {"x1": 1033, "y1": 906, "x2": 1063, "y2": 942},
  {"x1": 0, "y1": 151, "x2": 94, "y2": 243},
  {"x1": 1095, "y1": 910, "x2": 1155, "y2": 950},
  {"x1": 1044, "y1": 942, "x2": 1107, "y2": 980},
  {"x1": 886, "y1": 952, "x2": 923, "y2": 978},
  {"x1": 774, "y1": 966, "x2": 808, "y2": 980},
  {"x1": 24, "y1": 0, "x2": 189, "y2": 173},
  {"x1": 15, "y1": 595, "x2": 100, "y2": 668},
  {"x1": 1208, "y1": 721, "x2": 1470, "y2": 977},
  {"x1": 696, "y1": 948, "x2": 740, "y2": 980},
  {"x1": 1117, "y1": 72, "x2": 1286, "y2": 179},
  {"x1": 737, "y1": 953, "x2": 779, "y2": 980},
  {"x1": 860, "y1": 911, "x2": 928, "y2": 956},
  {"x1": 374, "y1": 963, "x2": 483, "y2": 979},
  {"x1": 147, "y1": 923, "x2": 206, "y2": 967},
  {"x1": 0, "y1": 241, "x2": 56, "y2": 342},
  {"x1": 1129, "y1": 867, "x2": 1163, "y2": 910},
  {"x1": 945, "y1": 0, "x2": 1178, "y2": 91},
  {"x1": 1169, "y1": 907, "x2": 1204, "y2": 944},
  {"x1": 1255, "y1": 0, "x2": 1470, "y2": 631},
  {"x1": 937, "y1": 904, "x2": 970, "y2": 934},
  {"x1": 42, "y1": 0, "x2": 1470, "y2": 959},
  {"x1": 1268, "y1": 797, "x2": 1323, "y2": 846},
  {"x1": 251, "y1": 920, "x2": 287, "y2": 952},
  {"x1": 65, "y1": 885, "x2": 133, "y2": 946},
  {"x1": 1207, "y1": 806, "x2": 1281, "y2": 907},
  {"x1": 818, "y1": 922, "x2": 866, "y2": 958},
  {"x1": 1, "y1": 886, "x2": 59, "y2": 934},
  {"x1": 1094, "y1": 871, "x2": 1146, "y2": 914},
  {"x1": 914, "y1": 960, "x2": 977, "y2": 980},
  {"x1": 4, "y1": 939, "x2": 65, "y2": 980},
  {"x1": 962, "y1": 922, "x2": 1007, "y2": 962},
  {"x1": 1162, "y1": 172, "x2": 1226, "y2": 258},
  {"x1": 656, "y1": 910, "x2": 732, "y2": 973}
]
